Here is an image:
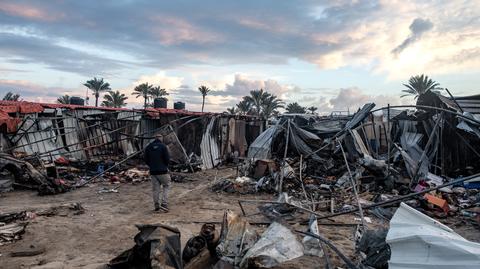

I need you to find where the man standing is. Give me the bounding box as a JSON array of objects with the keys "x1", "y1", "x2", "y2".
[{"x1": 144, "y1": 134, "x2": 171, "y2": 212}]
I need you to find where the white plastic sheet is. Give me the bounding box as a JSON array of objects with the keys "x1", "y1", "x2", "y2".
[
  {"x1": 387, "y1": 202, "x2": 480, "y2": 269},
  {"x1": 240, "y1": 222, "x2": 304, "y2": 268}
]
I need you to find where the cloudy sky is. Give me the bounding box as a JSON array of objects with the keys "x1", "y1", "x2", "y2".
[{"x1": 0, "y1": 0, "x2": 479, "y2": 113}]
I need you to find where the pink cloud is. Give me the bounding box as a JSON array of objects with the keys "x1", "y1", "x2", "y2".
[
  {"x1": 0, "y1": 2, "x2": 63, "y2": 22},
  {"x1": 149, "y1": 15, "x2": 222, "y2": 45}
]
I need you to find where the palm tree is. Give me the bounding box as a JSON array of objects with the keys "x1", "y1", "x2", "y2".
[
  {"x1": 225, "y1": 107, "x2": 236, "y2": 115},
  {"x1": 198, "y1": 85, "x2": 210, "y2": 112},
  {"x1": 307, "y1": 106, "x2": 318, "y2": 114},
  {"x1": 149, "y1": 86, "x2": 169, "y2": 100},
  {"x1": 57, "y1": 95, "x2": 70, "y2": 104},
  {"x1": 83, "y1": 77, "x2": 111, "y2": 107},
  {"x1": 2, "y1": 92, "x2": 20, "y2": 101},
  {"x1": 401, "y1": 74, "x2": 440, "y2": 99},
  {"x1": 244, "y1": 89, "x2": 270, "y2": 115},
  {"x1": 132, "y1": 83, "x2": 153, "y2": 109},
  {"x1": 285, "y1": 102, "x2": 306, "y2": 114},
  {"x1": 236, "y1": 99, "x2": 252, "y2": 115},
  {"x1": 261, "y1": 94, "x2": 284, "y2": 119},
  {"x1": 102, "y1": 91, "x2": 128, "y2": 108}
]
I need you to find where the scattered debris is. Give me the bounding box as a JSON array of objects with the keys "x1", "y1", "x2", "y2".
[
  {"x1": 108, "y1": 224, "x2": 182, "y2": 269},
  {"x1": 0, "y1": 223, "x2": 28, "y2": 245},
  {"x1": 216, "y1": 210, "x2": 258, "y2": 266}
]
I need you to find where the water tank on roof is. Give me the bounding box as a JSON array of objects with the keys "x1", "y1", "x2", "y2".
[
  {"x1": 154, "y1": 98, "x2": 167, "y2": 109},
  {"x1": 174, "y1": 101, "x2": 185, "y2": 110},
  {"x1": 69, "y1": 96, "x2": 85, "y2": 106}
]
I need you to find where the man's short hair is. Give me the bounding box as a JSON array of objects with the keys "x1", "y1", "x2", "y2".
[{"x1": 155, "y1": 133, "x2": 163, "y2": 139}]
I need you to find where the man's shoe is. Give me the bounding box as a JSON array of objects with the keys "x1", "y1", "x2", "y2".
[
  {"x1": 154, "y1": 204, "x2": 160, "y2": 211},
  {"x1": 160, "y1": 204, "x2": 169, "y2": 212}
]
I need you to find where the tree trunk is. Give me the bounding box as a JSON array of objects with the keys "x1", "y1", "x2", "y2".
[
  {"x1": 201, "y1": 96, "x2": 205, "y2": 112},
  {"x1": 95, "y1": 92, "x2": 99, "y2": 107}
]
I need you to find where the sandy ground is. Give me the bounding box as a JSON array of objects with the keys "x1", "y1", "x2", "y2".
[{"x1": 0, "y1": 168, "x2": 478, "y2": 269}]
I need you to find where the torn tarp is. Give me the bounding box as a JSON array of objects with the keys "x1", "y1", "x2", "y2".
[
  {"x1": 240, "y1": 222, "x2": 304, "y2": 268},
  {"x1": 387, "y1": 202, "x2": 480, "y2": 269},
  {"x1": 247, "y1": 120, "x2": 325, "y2": 161},
  {"x1": 247, "y1": 124, "x2": 280, "y2": 160},
  {"x1": 288, "y1": 122, "x2": 323, "y2": 161}
]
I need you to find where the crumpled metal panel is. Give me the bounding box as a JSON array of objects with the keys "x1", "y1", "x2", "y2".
[
  {"x1": 201, "y1": 116, "x2": 220, "y2": 169},
  {"x1": 387, "y1": 203, "x2": 480, "y2": 269},
  {"x1": 457, "y1": 112, "x2": 480, "y2": 138},
  {"x1": 399, "y1": 132, "x2": 425, "y2": 178},
  {"x1": 216, "y1": 210, "x2": 258, "y2": 265},
  {"x1": 337, "y1": 103, "x2": 375, "y2": 137}
]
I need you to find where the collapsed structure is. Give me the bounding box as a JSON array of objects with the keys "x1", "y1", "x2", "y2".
[
  {"x1": 1, "y1": 92, "x2": 480, "y2": 268},
  {"x1": 0, "y1": 100, "x2": 264, "y2": 192}
]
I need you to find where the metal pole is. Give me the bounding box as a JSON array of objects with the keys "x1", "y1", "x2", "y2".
[
  {"x1": 337, "y1": 139, "x2": 366, "y2": 230},
  {"x1": 296, "y1": 231, "x2": 359, "y2": 269},
  {"x1": 387, "y1": 104, "x2": 391, "y2": 177},
  {"x1": 412, "y1": 112, "x2": 443, "y2": 184},
  {"x1": 445, "y1": 88, "x2": 464, "y2": 113},
  {"x1": 168, "y1": 125, "x2": 194, "y2": 172},
  {"x1": 278, "y1": 119, "x2": 290, "y2": 193}
]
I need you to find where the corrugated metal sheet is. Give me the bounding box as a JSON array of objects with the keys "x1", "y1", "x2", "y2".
[
  {"x1": 387, "y1": 203, "x2": 480, "y2": 269},
  {"x1": 2, "y1": 104, "x2": 265, "y2": 165},
  {"x1": 201, "y1": 116, "x2": 220, "y2": 169},
  {"x1": 453, "y1": 94, "x2": 480, "y2": 115},
  {"x1": 13, "y1": 117, "x2": 66, "y2": 161}
]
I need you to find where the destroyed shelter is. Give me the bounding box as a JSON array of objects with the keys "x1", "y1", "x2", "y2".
[{"x1": 0, "y1": 100, "x2": 265, "y2": 192}]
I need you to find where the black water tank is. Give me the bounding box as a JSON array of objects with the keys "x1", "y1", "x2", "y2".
[
  {"x1": 154, "y1": 97, "x2": 167, "y2": 108},
  {"x1": 174, "y1": 101, "x2": 185, "y2": 110},
  {"x1": 70, "y1": 96, "x2": 85, "y2": 106}
]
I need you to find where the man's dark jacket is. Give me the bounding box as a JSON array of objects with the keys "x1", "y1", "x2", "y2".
[{"x1": 144, "y1": 139, "x2": 170, "y2": 175}]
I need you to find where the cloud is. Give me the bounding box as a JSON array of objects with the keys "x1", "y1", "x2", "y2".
[
  {"x1": 0, "y1": 2, "x2": 63, "y2": 22},
  {"x1": 0, "y1": 33, "x2": 128, "y2": 76},
  {"x1": 212, "y1": 74, "x2": 290, "y2": 98},
  {"x1": 0, "y1": 79, "x2": 84, "y2": 103},
  {"x1": 285, "y1": 86, "x2": 414, "y2": 114},
  {"x1": 392, "y1": 18, "x2": 434, "y2": 55},
  {"x1": 328, "y1": 87, "x2": 406, "y2": 112},
  {"x1": 1, "y1": 74, "x2": 417, "y2": 115},
  {"x1": 0, "y1": 0, "x2": 478, "y2": 97}
]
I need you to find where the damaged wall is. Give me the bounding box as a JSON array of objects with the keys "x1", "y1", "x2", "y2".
[{"x1": 0, "y1": 101, "x2": 265, "y2": 169}]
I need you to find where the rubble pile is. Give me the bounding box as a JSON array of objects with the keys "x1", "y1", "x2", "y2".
[
  {"x1": 204, "y1": 96, "x2": 480, "y2": 267},
  {"x1": 1, "y1": 92, "x2": 480, "y2": 268},
  {"x1": 0, "y1": 203, "x2": 84, "y2": 246}
]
